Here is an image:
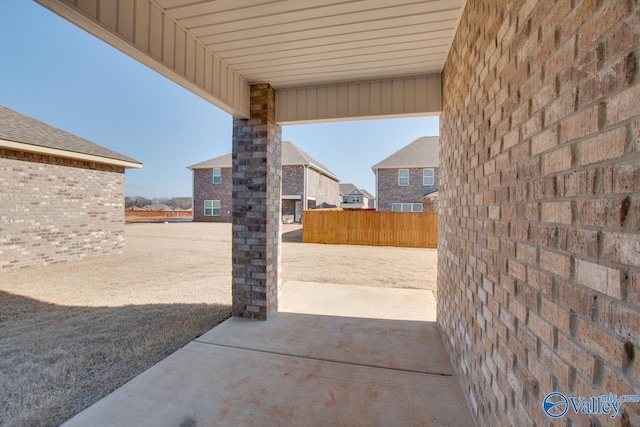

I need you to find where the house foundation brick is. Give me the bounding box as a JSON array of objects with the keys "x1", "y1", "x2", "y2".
[
  {"x1": 439, "y1": 0, "x2": 640, "y2": 425},
  {"x1": 231, "y1": 83, "x2": 281, "y2": 320}
]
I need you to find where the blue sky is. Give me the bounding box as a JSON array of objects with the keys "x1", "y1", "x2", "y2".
[{"x1": 0, "y1": 2, "x2": 439, "y2": 198}]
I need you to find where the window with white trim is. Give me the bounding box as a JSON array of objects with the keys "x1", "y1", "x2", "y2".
[
  {"x1": 204, "y1": 200, "x2": 220, "y2": 216},
  {"x1": 398, "y1": 169, "x2": 409, "y2": 186},
  {"x1": 212, "y1": 168, "x2": 221, "y2": 184},
  {"x1": 391, "y1": 203, "x2": 423, "y2": 212},
  {"x1": 423, "y1": 168, "x2": 435, "y2": 186}
]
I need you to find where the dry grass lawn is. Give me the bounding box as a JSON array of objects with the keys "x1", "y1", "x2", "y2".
[{"x1": 0, "y1": 223, "x2": 437, "y2": 426}]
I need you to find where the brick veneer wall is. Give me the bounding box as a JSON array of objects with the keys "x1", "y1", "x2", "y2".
[
  {"x1": 438, "y1": 0, "x2": 640, "y2": 425},
  {"x1": 282, "y1": 165, "x2": 304, "y2": 195},
  {"x1": 306, "y1": 167, "x2": 339, "y2": 207},
  {"x1": 377, "y1": 167, "x2": 439, "y2": 211},
  {"x1": 231, "y1": 83, "x2": 281, "y2": 320},
  {"x1": 0, "y1": 148, "x2": 125, "y2": 271},
  {"x1": 193, "y1": 167, "x2": 233, "y2": 222}
]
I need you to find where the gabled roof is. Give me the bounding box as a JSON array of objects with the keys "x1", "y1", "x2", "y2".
[
  {"x1": 371, "y1": 136, "x2": 439, "y2": 170},
  {"x1": 340, "y1": 183, "x2": 374, "y2": 199},
  {"x1": 188, "y1": 141, "x2": 339, "y2": 181},
  {"x1": 360, "y1": 189, "x2": 375, "y2": 199},
  {"x1": 187, "y1": 153, "x2": 232, "y2": 169},
  {"x1": 0, "y1": 105, "x2": 141, "y2": 168},
  {"x1": 339, "y1": 183, "x2": 358, "y2": 195}
]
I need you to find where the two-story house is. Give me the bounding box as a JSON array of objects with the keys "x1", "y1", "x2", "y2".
[
  {"x1": 339, "y1": 184, "x2": 375, "y2": 209},
  {"x1": 188, "y1": 141, "x2": 339, "y2": 223},
  {"x1": 371, "y1": 136, "x2": 439, "y2": 212}
]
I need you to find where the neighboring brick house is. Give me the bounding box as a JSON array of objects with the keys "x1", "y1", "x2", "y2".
[
  {"x1": 0, "y1": 105, "x2": 141, "y2": 272},
  {"x1": 339, "y1": 183, "x2": 375, "y2": 209},
  {"x1": 372, "y1": 136, "x2": 439, "y2": 212},
  {"x1": 188, "y1": 141, "x2": 339, "y2": 223}
]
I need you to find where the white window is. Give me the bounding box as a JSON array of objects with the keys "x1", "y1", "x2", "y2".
[
  {"x1": 392, "y1": 203, "x2": 423, "y2": 212},
  {"x1": 423, "y1": 168, "x2": 435, "y2": 186},
  {"x1": 213, "y1": 168, "x2": 221, "y2": 184},
  {"x1": 204, "y1": 200, "x2": 220, "y2": 216},
  {"x1": 398, "y1": 169, "x2": 409, "y2": 186}
]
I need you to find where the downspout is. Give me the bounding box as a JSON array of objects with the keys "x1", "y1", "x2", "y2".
[
  {"x1": 303, "y1": 165, "x2": 308, "y2": 210},
  {"x1": 191, "y1": 169, "x2": 195, "y2": 221},
  {"x1": 374, "y1": 168, "x2": 379, "y2": 210}
]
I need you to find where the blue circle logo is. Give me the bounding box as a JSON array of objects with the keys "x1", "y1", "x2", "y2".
[{"x1": 543, "y1": 392, "x2": 569, "y2": 418}]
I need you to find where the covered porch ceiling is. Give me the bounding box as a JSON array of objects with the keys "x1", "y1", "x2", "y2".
[{"x1": 35, "y1": 0, "x2": 466, "y2": 123}]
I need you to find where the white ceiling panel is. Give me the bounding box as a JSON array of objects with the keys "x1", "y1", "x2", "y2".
[{"x1": 36, "y1": 0, "x2": 466, "y2": 119}]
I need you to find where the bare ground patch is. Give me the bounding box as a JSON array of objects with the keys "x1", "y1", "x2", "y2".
[{"x1": 0, "y1": 222, "x2": 437, "y2": 425}]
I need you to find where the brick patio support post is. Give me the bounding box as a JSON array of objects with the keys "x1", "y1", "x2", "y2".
[{"x1": 231, "y1": 83, "x2": 282, "y2": 320}]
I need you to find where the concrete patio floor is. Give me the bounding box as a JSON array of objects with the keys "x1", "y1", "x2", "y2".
[{"x1": 63, "y1": 281, "x2": 475, "y2": 426}]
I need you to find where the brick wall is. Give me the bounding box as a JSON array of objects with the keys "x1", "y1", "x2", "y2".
[
  {"x1": 377, "y1": 167, "x2": 439, "y2": 211},
  {"x1": 193, "y1": 167, "x2": 232, "y2": 222},
  {"x1": 438, "y1": 0, "x2": 640, "y2": 425},
  {"x1": 306, "y1": 166, "x2": 339, "y2": 207},
  {"x1": 231, "y1": 83, "x2": 281, "y2": 320},
  {"x1": 0, "y1": 148, "x2": 125, "y2": 271},
  {"x1": 282, "y1": 165, "x2": 304, "y2": 195}
]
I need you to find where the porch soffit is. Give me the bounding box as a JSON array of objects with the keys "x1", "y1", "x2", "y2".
[{"x1": 35, "y1": 0, "x2": 466, "y2": 123}]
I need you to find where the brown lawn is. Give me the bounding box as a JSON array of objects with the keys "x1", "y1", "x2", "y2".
[{"x1": 0, "y1": 223, "x2": 437, "y2": 426}]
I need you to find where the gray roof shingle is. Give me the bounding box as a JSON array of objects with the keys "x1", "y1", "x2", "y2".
[
  {"x1": 188, "y1": 141, "x2": 338, "y2": 181},
  {"x1": 371, "y1": 136, "x2": 439, "y2": 170},
  {"x1": 0, "y1": 105, "x2": 140, "y2": 165}
]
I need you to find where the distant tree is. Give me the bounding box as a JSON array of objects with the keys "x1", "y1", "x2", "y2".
[
  {"x1": 124, "y1": 196, "x2": 135, "y2": 209},
  {"x1": 124, "y1": 196, "x2": 192, "y2": 209}
]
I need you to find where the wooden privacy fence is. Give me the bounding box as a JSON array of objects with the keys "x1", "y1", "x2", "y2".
[{"x1": 302, "y1": 209, "x2": 438, "y2": 248}]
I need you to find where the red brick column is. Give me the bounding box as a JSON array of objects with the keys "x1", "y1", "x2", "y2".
[{"x1": 231, "y1": 83, "x2": 282, "y2": 320}]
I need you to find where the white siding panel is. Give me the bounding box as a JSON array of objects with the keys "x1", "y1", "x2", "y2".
[
  {"x1": 174, "y1": 26, "x2": 186, "y2": 75},
  {"x1": 306, "y1": 89, "x2": 317, "y2": 120},
  {"x1": 226, "y1": 68, "x2": 234, "y2": 107},
  {"x1": 370, "y1": 82, "x2": 381, "y2": 116},
  {"x1": 195, "y1": 44, "x2": 205, "y2": 86},
  {"x1": 416, "y1": 78, "x2": 428, "y2": 112},
  {"x1": 276, "y1": 90, "x2": 287, "y2": 120},
  {"x1": 358, "y1": 84, "x2": 370, "y2": 117},
  {"x1": 76, "y1": 0, "x2": 97, "y2": 18},
  {"x1": 296, "y1": 90, "x2": 307, "y2": 121},
  {"x1": 381, "y1": 81, "x2": 393, "y2": 115},
  {"x1": 99, "y1": 0, "x2": 117, "y2": 31},
  {"x1": 117, "y1": 1, "x2": 135, "y2": 42},
  {"x1": 316, "y1": 87, "x2": 327, "y2": 120},
  {"x1": 163, "y1": 16, "x2": 175, "y2": 67},
  {"x1": 427, "y1": 76, "x2": 442, "y2": 111},
  {"x1": 212, "y1": 56, "x2": 221, "y2": 97},
  {"x1": 286, "y1": 91, "x2": 297, "y2": 121},
  {"x1": 275, "y1": 75, "x2": 442, "y2": 124},
  {"x1": 204, "y1": 52, "x2": 213, "y2": 92},
  {"x1": 220, "y1": 64, "x2": 227, "y2": 103},
  {"x1": 327, "y1": 86, "x2": 338, "y2": 118},
  {"x1": 392, "y1": 79, "x2": 403, "y2": 114},
  {"x1": 337, "y1": 85, "x2": 348, "y2": 118},
  {"x1": 134, "y1": 0, "x2": 149, "y2": 52},
  {"x1": 404, "y1": 79, "x2": 416, "y2": 112},
  {"x1": 149, "y1": 5, "x2": 163, "y2": 60},
  {"x1": 185, "y1": 36, "x2": 196, "y2": 81}
]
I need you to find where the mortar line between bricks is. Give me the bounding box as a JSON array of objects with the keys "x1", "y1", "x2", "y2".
[{"x1": 192, "y1": 339, "x2": 454, "y2": 377}]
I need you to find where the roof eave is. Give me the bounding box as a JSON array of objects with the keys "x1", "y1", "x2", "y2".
[{"x1": 0, "y1": 138, "x2": 142, "y2": 169}]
